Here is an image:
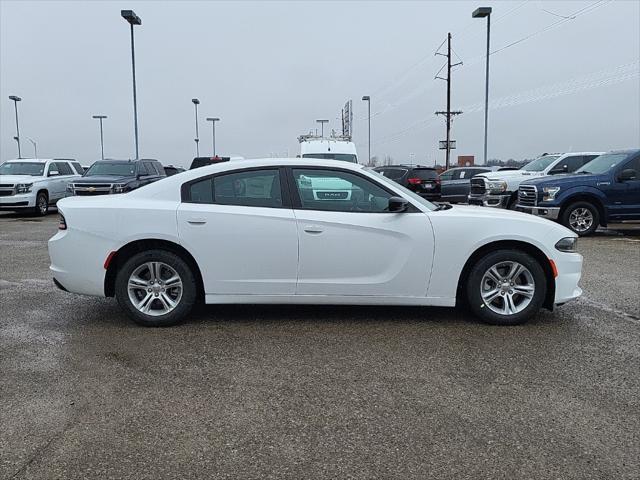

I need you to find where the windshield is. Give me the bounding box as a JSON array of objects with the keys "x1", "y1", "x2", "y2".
[
  {"x1": 521, "y1": 155, "x2": 560, "y2": 172},
  {"x1": 85, "y1": 162, "x2": 136, "y2": 176},
  {"x1": 0, "y1": 162, "x2": 45, "y2": 176},
  {"x1": 302, "y1": 153, "x2": 358, "y2": 163},
  {"x1": 575, "y1": 153, "x2": 629, "y2": 174},
  {"x1": 366, "y1": 168, "x2": 436, "y2": 211}
]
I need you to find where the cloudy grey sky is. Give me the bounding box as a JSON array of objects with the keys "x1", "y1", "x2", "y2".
[{"x1": 1, "y1": 0, "x2": 639, "y2": 167}]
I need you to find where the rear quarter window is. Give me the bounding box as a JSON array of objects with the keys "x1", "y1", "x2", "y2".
[{"x1": 412, "y1": 169, "x2": 438, "y2": 179}]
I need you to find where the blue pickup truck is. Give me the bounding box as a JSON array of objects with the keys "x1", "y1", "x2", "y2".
[{"x1": 516, "y1": 149, "x2": 640, "y2": 236}]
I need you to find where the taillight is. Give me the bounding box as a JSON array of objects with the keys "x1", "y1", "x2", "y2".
[
  {"x1": 407, "y1": 177, "x2": 422, "y2": 185},
  {"x1": 58, "y1": 214, "x2": 67, "y2": 230}
]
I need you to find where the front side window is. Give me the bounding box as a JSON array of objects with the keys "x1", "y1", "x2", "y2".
[
  {"x1": 71, "y1": 162, "x2": 84, "y2": 174},
  {"x1": 187, "y1": 169, "x2": 282, "y2": 208},
  {"x1": 47, "y1": 163, "x2": 60, "y2": 176},
  {"x1": 292, "y1": 168, "x2": 393, "y2": 212},
  {"x1": 576, "y1": 153, "x2": 631, "y2": 175},
  {"x1": 522, "y1": 155, "x2": 560, "y2": 172},
  {"x1": 439, "y1": 170, "x2": 454, "y2": 181},
  {"x1": 0, "y1": 162, "x2": 45, "y2": 176}
]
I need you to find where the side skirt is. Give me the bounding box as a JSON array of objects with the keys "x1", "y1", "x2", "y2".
[{"x1": 204, "y1": 294, "x2": 456, "y2": 307}]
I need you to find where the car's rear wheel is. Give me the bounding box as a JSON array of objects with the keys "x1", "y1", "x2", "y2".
[
  {"x1": 115, "y1": 249, "x2": 197, "y2": 327},
  {"x1": 34, "y1": 191, "x2": 49, "y2": 216},
  {"x1": 466, "y1": 250, "x2": 546, "y2": 325},
  {"x1": 561, "y1": 201, "x2": 599, "y2": 236}
]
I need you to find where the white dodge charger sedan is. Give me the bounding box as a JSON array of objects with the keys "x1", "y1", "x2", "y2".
[{"x1": 48, "y1": 159, "x2": 583, "y2": 327}]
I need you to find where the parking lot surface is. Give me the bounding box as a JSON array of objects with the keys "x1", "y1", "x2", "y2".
[{"x1": 1, "y1": 213, "x2": 639, "y2": 479}]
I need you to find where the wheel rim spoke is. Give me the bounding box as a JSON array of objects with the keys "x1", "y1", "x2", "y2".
[
  {"x1": 480, "y1": 261, "x2": 535, "y2": 317},
  {"x1": 128, "y1": 261, "x2": 183, "y2": 317}
]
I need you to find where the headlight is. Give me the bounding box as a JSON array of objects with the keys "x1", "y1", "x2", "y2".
[
  {"x1": 111, "y1": 183, "x2": 128, "y2": 194},
  {"x1": 487, "y1": 181, "x2": 507, "y2": 193},
  {"x1": 543, "y1": 186, "x2": 560, "y2": 201},
  {"x1": 16, "y1": 183, "x2": 33, "y2": 193},
  {"x1": 555, "y1": 237, "x2": 578, "y2": 253}
]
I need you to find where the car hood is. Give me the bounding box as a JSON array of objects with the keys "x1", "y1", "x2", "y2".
[
  {"x1": 73, "y1": 175, "x2": 136, "y2": 184},
  {"x1": 477, "y1": 170, "x2": 543, "y2": 181},
  {"x1": 433, "y1": 204, "x2": 574, "y2": 239},
  {"x1": 0, "y1": 174, "x2": 44, "y2": 183},
  {"x1": 521, "y1": 173, "x2": 600, "y2": 187}
]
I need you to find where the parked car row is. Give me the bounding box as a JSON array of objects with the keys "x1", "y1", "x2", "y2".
[
  {"x1": 0, "y1": 157, "x2": 189, "y2": 216},
  {"x1": 375, "y1": 149, "x2": 640, "y2": 237}
]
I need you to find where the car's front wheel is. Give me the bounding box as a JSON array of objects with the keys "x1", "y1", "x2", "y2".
[
  {"x1": 561, "y1": 201, "x2": 599, "y2": 236},
  {"x1": 466, "y1": 250, "x2": 546, "y2": 325},
  {"x1": 115, "y1": 249, "x2": 197, "y2": 327},
  {"x1": 34, "y1": 191, "x2": 49, "y2": 216}
]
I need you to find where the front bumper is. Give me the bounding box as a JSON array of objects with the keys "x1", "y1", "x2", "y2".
[
  {"x1": 468, "y1": 193, "x2": 510, "y2": 208},
  {"x1": 516, "y1": 205, "x2": 561, "y2": 220},
  {"x1": 553, "y1": 252, "x2": 583, "y2": 305},
  {"x1": 0, "y1": 192, "x2": 36, "y2": 209}
]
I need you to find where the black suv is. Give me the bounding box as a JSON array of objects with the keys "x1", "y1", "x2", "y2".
[
  {"x1": 374, "y1": 165, "x2": 441, "y2": 199},
  {"x1": 190, "y1": 156, "x2": 230, "y2": 169},
  {"x1": 68, "y1": 159, "x2": 165, "y2": 196}
]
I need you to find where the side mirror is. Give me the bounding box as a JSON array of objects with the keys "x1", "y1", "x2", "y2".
[
  {"x1": 388, "y1": 196, "x2": 409, "y2": 212},
  {"x1": 618, "y1": 169, "x2": 637, "y2": 181}
]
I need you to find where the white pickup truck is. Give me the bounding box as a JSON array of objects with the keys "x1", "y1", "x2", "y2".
[
  {"x1": 0, "y1": 158, "x2": 83, "y2": 215},
  {"x1": 467, "y1": 152, "x2": 604, "y2": 209}
]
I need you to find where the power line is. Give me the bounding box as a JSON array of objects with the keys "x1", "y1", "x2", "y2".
[{"x1": 371, "y1": 60, "x2": 639, "y2": 148}]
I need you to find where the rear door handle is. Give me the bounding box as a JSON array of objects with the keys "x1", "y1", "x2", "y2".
[
  {"x1": 303, "y1": 225, "x2": 323, "y2": 234},
  {"x1": 187, "y1": 218, "x2": 207, "y2": 225}
]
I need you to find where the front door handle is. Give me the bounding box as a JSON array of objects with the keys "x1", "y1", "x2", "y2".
[
  {"x1": 303, "y1": 225, "x2": 323, "y2": 234},
  {"x1": 187, "y1": 218, "x2": 207, "y2": 225}
]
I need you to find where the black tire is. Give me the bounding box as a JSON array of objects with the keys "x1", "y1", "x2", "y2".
[
  {"x1": 115, "y1": 249, "x2": 197, "y2": 327},
  {"x1": 466, "y1": 249, "x2": 547, "y2": 326},
  {"x1": 34, "y1": 191, "x2": 49, "y2": 216},
  {"x1": 507, "y1": 194, "x2": 518, "y2": 210},
  {"x1": 560, "y1": 201, "x2": 599, "y2": 236}
]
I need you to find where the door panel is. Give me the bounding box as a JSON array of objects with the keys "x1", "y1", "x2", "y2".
[
  {"x1": 294, "y1": 210, "x2": 433, "y2": 296},
  {"x1": 178, "y1": 204, "x2": 298, "y2": 295}
]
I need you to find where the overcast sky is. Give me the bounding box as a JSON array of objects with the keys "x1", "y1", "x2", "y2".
[{"x1": 1, "y1": 0, "x2": 639, "y2": 168}]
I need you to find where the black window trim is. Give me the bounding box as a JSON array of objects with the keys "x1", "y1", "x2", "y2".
[
  {"x1": 284, "y1": 165, "x2": 419, "y2": 213},
  {"x1": 181, "y1": 166, "x2": 292, "y2": 209}
]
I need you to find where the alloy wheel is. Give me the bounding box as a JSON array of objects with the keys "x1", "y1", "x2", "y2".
[
  {"x1": 569, "y1": 207, "x2": 594, "y2": 233},
  {"x1": 480, "y1": 261, "x2": 535, "y2": 316},
  {"x1": 127, "y1": 262, "x2": 183, "y2": 316},
  {"x1": 38, "y1": 196, "x2": 48, "y2": 215}
]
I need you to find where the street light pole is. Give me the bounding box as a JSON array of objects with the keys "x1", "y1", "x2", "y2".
[
  {"x1": 92, "y1": 115, "x2": 107, "y2": 159},
  {"x1": 316, "y1": 119, "x2": 329, "y2": 138},
  {"x1": 473, "y1": 7, "x2": 492, "y2": 165},
  {"x1": 121, "y1": 10, "x2": 142, "y2": 160},
  {"x1": 8, "y1": 95, "x2": 22, "y2": 158},
  {"x1": 192, "y1": 98, "x2": 200, "y2": 157},
  {"x1": 206, "y1": 117, "x2": 220, "y2": 156},
  {"x1": 362, "y1": 96, "x2": 370, "y2": 164},
  {"x1": 26, "y1": 137, "x2": 37, "y2": 158}
]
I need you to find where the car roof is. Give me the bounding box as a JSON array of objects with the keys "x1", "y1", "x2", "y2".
[{"x1": 4, "y1": 158, "x2": 69, "y2": 163}]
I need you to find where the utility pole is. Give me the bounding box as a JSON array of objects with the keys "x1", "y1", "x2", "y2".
[{"x1": 435, "y1": 33, "x2": 462, "y2": 170}]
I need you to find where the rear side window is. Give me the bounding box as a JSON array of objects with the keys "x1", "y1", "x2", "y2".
[
  {"x1": 439, "y1": 170, "x2": 454, "y2": 181},
  {"x1": 55, "y1": 162, "x2": 73, "y2": 175},
  {"x1": 376, "y1": 168, "x2": 408, "y2": 180},
  {"x1": 412, "y1": 168, "x2": 438, "y2": 180},
  {"x1": 187, "y1": 169, "x2": 283, "y2": 208}
]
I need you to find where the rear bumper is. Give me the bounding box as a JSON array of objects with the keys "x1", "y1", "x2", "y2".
[
  {"x1": 468, "y1": 193, "x2": 510, "y2": 208},
  {"x1": 48, "y1": 229, "x2": 108, "y2": 297},
  {"x1": 516, "y1": 205, "x2": 561, "y2": 220}
]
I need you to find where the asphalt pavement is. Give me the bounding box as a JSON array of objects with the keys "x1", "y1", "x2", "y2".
[{"x1": 1, "y1": 213, "x2": 639, "y2": 479}]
